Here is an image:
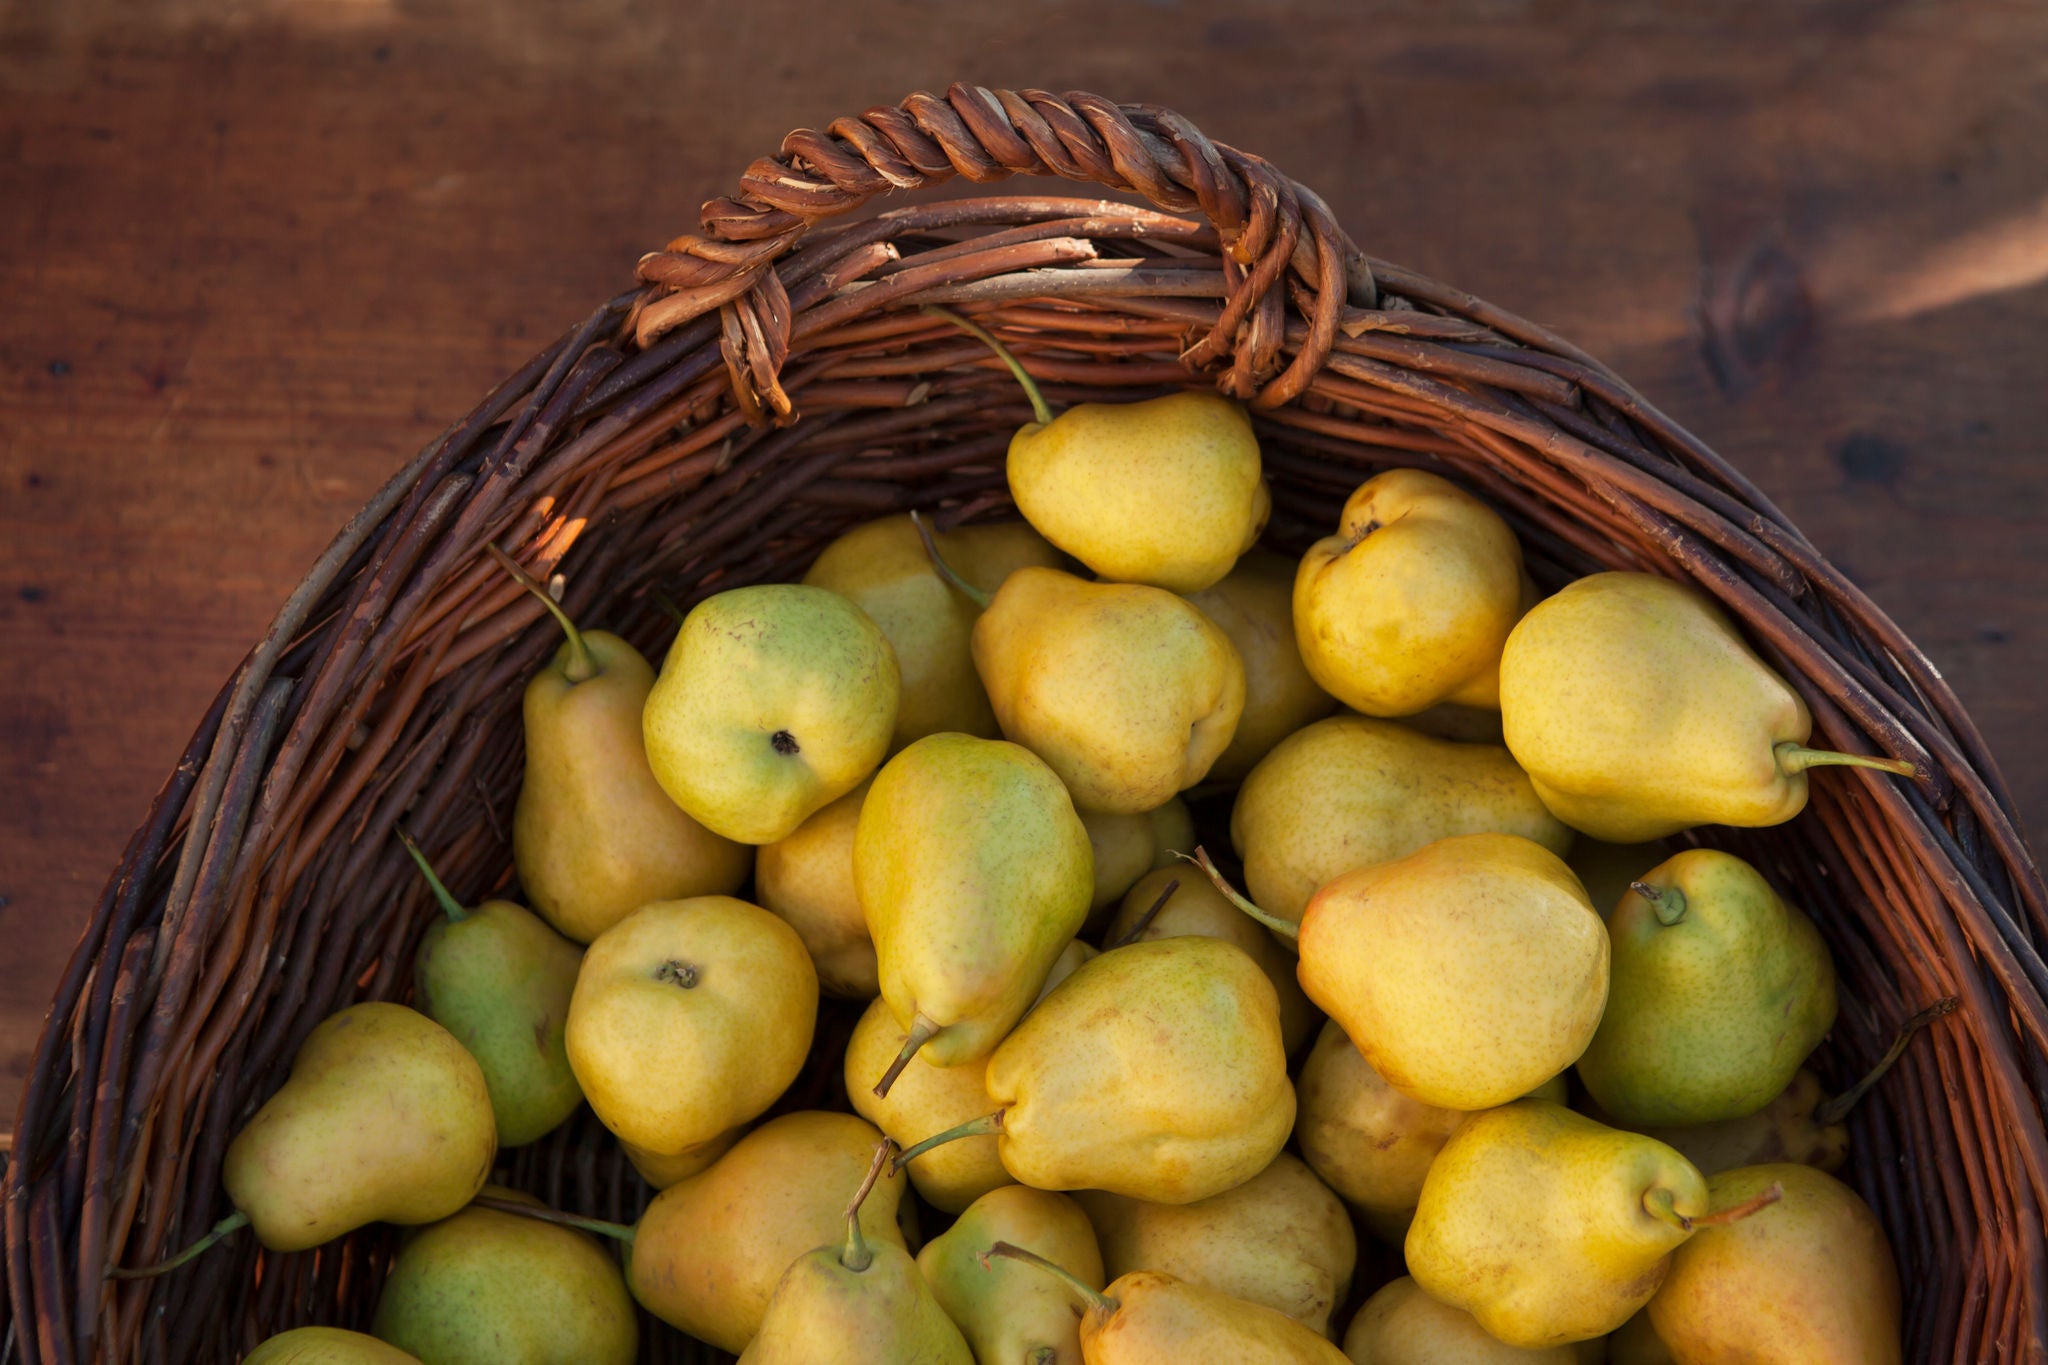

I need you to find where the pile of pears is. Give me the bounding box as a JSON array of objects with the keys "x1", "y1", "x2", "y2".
[{"x1": 156, "y1": 314, "x2": 1938, "y2": 1365}]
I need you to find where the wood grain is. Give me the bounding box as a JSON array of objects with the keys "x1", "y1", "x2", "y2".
[{"x1": 2, "y1": 0, "x2": 2044, "y2": 1130}]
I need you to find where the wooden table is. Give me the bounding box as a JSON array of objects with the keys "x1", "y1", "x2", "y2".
[{"x1": 3, "y1": 0, "x2": 2045, "y2": 1131}]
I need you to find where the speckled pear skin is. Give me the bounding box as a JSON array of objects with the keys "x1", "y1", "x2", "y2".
[
  {"x1": 1500, "y1": 572, "x2": 1821, "y2": 842},
  {"x1": 856, "y1": 733, "x2": 1094, "y2": 1074},
  {"x1": 846, "y1": 996, "x2": 1012, "y2": 1214},
  {"x1": 1407, "y1": 1101, "x2": 1707, "y2": 1349},
  {"x1": 973, "y1": 567, "x2": 1247, "y2": 814},
  {"x1": 1232, "y1": 715, "x2": 1573, "y2": 924},
  {"x1": 1078, "y1": 1271, "x2": 1353, "y2": 1364},
  {"x1": 1648, "y1": 1164, "x2": 1901, "y2": 1365},
  {"x1": 917, "y1": 1185, "x2": 1104, "y2": 1365},
  {"x1": 738, "y1": 1238, "x2": 973, "y2": 1365},
  {"x1": 244, "y1": 1328, "x2": 422, "y2": 1364},
  {"x1": 1293, "y1": 468, "x2": 1526, "y2": 717},
  {"x1": 1623, "y1": 1069, "x2": 1849, "y2": 1178},
  {"x1": 1079, "y1": 796, "x2": 1196, "y2": 920},
  {"x1": 1343, "y1": 1277, "x2": 1587, "y2": 1364},
  {"x1": 1297, "y1": 833, "x2": 1607, "y2": 1111},
  {"x1": 1185, "y1": 548, "x2": 1338, "y2": 782},
  {"x1": 755, "y1": 777, "x2": 879, "y2": 998},
  {"x1": 1008, "y1": 388, "x2": 1269, "y2": 594},
  {"x1": 986, "y1": 935, "x2": 1295, "y2": 1205},
  {"x1": 1577, "y1": 849, "x2": 1837, "y2": 1127}
]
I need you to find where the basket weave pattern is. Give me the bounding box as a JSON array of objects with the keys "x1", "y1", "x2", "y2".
[{"x1": 5, "y1": 85, "x2": 2045, "y2": 1364}]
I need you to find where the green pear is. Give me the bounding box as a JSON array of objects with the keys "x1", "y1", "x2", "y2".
[
  {"x1": 403, "y1": 834, "x2": 582, "y2": 1148},
  {"x1": 1499, "y1": 573, "x2": 1917, "y2": 841},
  {"x1": 498, "y1": 549, "x2": 748, "y2": 944},
  {"x1": 1293, "y1": 469, "x2": 1527, "y2": 715},
  {"x1": 974, "y1": 567, "x2": 1246, "y2": 814},
  {"x1": 565, "y1": 896, "x2": 816, "y2": 1156},
  {"x1": 1232, "y1": 715, "x2": 1571, "y2": 925},
  {"x1": 1406, "y1": 1101, "x2": 1776, "y2": 1348},
  {"x1": 1079, "y1": 797, "x2": 1196, "y2": 925},
  {"x1": 918, "y1": 1185, "x2": 1105, "y2": 1365},
  {"x1": 856, "y1": 733, "x2": 1093, "y2": 1093},
  {"x1": 1078, "y1": 1153, "x2": 1356, "y2": 1338},
  {"x1": 1343, "y1": 1277, "x2": 1588, "y2": 1363},
  {"x1": 803, "y1": 513, "x2": 1066, "y2": 749},
  {"x1": 1577, "y1": 850, "x2": 1836, "y2": 1126},
  {"x1": 755, "y1": 777, "x2": 877, "y2": 998},
  {"x1": 1296, "y1": 1019, "x2": 1566, "y2": 1242},
  {"x1": 223, "y1": 1003, "x2": 495, "y2": 1252},
  {"x1": 1647, "y1": 1164, "x2": 1900, "y2": 1365},
  {"x1": 371, "y1": 1188, "x2": 636, "y2": 1365},
  {"x1": 846, "y1": 996, "x2": 1013, "y2": 1214},
  {"x1": 1184, "y1": 549, "x2": 1338, "y2": 781},
  {"x1": 643, "y1": 583, "x2": 900, "y2": 844},
  {"x1": 244, "y1": 1328, "x2": 422, "y2": 1364}
]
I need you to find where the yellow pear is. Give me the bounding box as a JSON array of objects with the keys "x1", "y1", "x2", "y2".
[
  {"x1": 856, "y1": 733, "x2": 1093, "y2": 1092},
  {"x1": 565, "y1": 896, "x2": 816, "y2": 1156},
  {"x1": 1647, "y1": 1164, "x2": 1900, "y2": 1365},
  {"x1": 499, "y1": 550, "x2": 748, "y2": 944},
  {"x1": 846, "y1": 996, "x2": 1012, "y2": 1214},
  {"x1": 1343, "y1": 1277, "x2": 1587, "y2": 1363},
  {"x1": 1078, "y1": 1153, "x2": 1356, "y2": 1338},
  {"x1": 1232, "y1": 715, "x2": 1571, "y2": 924},
  {"x1": 1032, "y1": 936, "x2": 1097, "y2": 1007},
  {"x1": 754, "y1": 777, "x2": 877, "y2": 998},
  {"x1": 1106, "y1": 866, "x2": 1316, "y2": 1056},
  {"x1": 643, "y1": 583, "x2": 900, "y2": 844},
  {"x1": 1499, "y1": 572, "x2": 1917, "y2": 841},
  {"x1": 244, "y1": 1329, "x2": 421, "y2": 1364},
  {"x1": 1293, "y1": 469, "x2": 1525, "y2": 716},
  {"x1": 627, "y1": 1111, "x2": 914, "y2": 1354},
  {"x1": 1184, "y1": 549, "x2": 1338, "y2": 781},
  {"x1": 621, "y1": 1127, "x2": 743, "y2": 1190},
  {"x1": 974, "y1": 567, "x2": 1246, "y2": 813},
  {"x1": 1296, "y1": 1019, "x2": 1566, "y2": 1242},
  {"x1": 1079, "y1": 797, "x2": 1196, "y2": 924},
  {"x1": 918, "y1": 1185, "x2": 1106, "y2": 1365},
  {"x1": 1294, "y1": 833, "x2": 1607, "y2": 1110},
  {"x1": 803, "y1": 514, "x2": 1066, "y2": 749}
]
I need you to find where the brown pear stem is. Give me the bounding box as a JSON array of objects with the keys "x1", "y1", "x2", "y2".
[
  {"x1": 920, "y1": 305, "x2": 1054, "y2": 427},
  {"x1": 1643, "y1": 1181, "x2": 1782, "y2": 1233},
  {"x1": 839, "y1": 1137, "x2": 897, "y2": 1273},
  {"x1": 981, "y1": 1242, "x2": 1118, "y2": 1317},
  {"x1": 396, "y1": 827, "x2": 468, "y2": 923},
  {"x1": 1774, "y1": 741, "x2": 1918, "y2": 780},
  {"x1": 1176, "y1": 847, "x2": 1298, "y2": 945},
  {"x1": 874, "y1": 1013, "x2": 944, "y2": 1099},
  {"x1": 470, "y1": 1195, "x2": 637, "y2": 1245},
  {"x1": 1814, "y1": 996, "x2": 1961, "y2": 1127},
  {"x1": 1691, "y1": 1182, "x2": 1784, "y2": 1228},
  {"x1": 1629, "y1": 881, "x2": 1688, "y2": 928},
  {"x1": 105, "y1": 1210, "x2": 250, "y2": 1280},
  {"x1": 908, "y1": 510, "x2": 992, "y2": 611},
  {"x1": 1107, "y1": 878, "x2": 1181, "y2": 950},
  {"x1": 487, "y1": 542, "x2": 596, "y2": 683},
  {"x1": 891, "y1": 1111, "x2": 1006, "y2": 1174}
]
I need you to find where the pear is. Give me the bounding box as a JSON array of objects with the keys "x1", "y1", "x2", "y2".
[
  {"x1": 974, "y1": 567, "x2": 1247, "y2": 814},
  {"x1": 856, "y1": 733, "x2": 1093, "y2": 1093},
  {"x1": 1078, "y1": 1153, "x2": 1356, "y2": 1338},
  {"x1": 1647, "y1": 1164, "x2": 1900, "y2": 1365},
  {"x1": 1343, "y1": 1277, "x2": 1587, "y2": 1363},
  {"x1": 1399, "y1": 701, "x2": 1507, "y2": 745},
  {"x1": 222, "y1": 1003, "x2": 494, "y2": 1252},
  {"x1": 1184, "y1": 548, "x2": 1338, "y2": 781},
  {"x1": 371, "y1": 1187, "x2": 636, "y2": 1365},
  {"x1": 1577, "y1": 850, "x2": 1836, "y2": 1126},
  {"x1": 1079, "y1": 797, "x2": 1196, "y2": 925},
  {"x1": 918, "y1": 1185, "x2": 1105, "y2": 1365},
  {"x1": 739, "y1": 1139, "x2": 974, "y2": 1364},
  {"x1": 1293, "y1": 468, "x2": 1526, "y2": 716},
  {"x1": 1607, "y1": 1311, "x2": 1676, "y2": 1365},
  {"x1": 643, "y1": 582, "x2": 900, "y2": 844},
  {"x1": 496, "y1": 548, "x2": 748, "y2": 944},
  {"x1": 244, "y1": 1329, "x2": 422, "y2": 1364},
  {"x1": 621, "y1": 1127, "x2": 742, "y2": 1190},
  {"x1": 402, "y1": 834, "x2": 582, "y2": 1148},
  {"x1": 803, "y1": 513, "x2": 1066, "y2": 748},
  {"x1": 1499, "y1": 572, "x2": 1917, "y2": 841},
  {"x1": 1032, "y1": 936, "x2": 1097, "y2": 1007},
  {"x1": 846, "y1": 995, "x2": 1013, "y2": 1214},
  {"x1": 1295, "y1": 1019, "x2": 1567, "y2": 1242},
  {"x1": 1106, "y1": 867, "x2": 1316, "y2": 1056},
  {"x1": 1406, "y1": 1100, "x2": 1778, "y2": 1348},
  {"x1": 565, "y1": 896, "x2": 816, "y2": 1157},
  {"x1": 755, "y1": 777, "x2": 878, "y2": 998},
  {"x1": 1232, "y1": 715, "x2": 1571, "y2": 925},
  {"x1": 1565, "y1": 838, "x2": 1672, "y2": 926}
]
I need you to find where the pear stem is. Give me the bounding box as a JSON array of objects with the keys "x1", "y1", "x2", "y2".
[
  {"x1": 840, "y1": 1137, "x2": 897, "y2": 1273},
  {"x1": 980, "y1": 1242, "x2": 1118, "y2": 1318},
  {"x1": 470, "y1": 1195, "x2": 637, "y2": 1245},
  {"x1": 1108, "y1": 878, "x2": 1182, "y2": 950},
  {"x1": 909, "y1": 511, "x2": 992, "y2": 611},
  {"x1": 1643, "y1": 1181, "x2": 1782, "y2": 1233},
  {"x1": 891, "y1": 1111, "x2": 1006, "y2": 1175},
  {"x1": 921, "y1": 305, "x2": 1053, "y2": 427},
  {"x1": 1176, "y1": 847, "x2": 1298, "y2": 944},
  {"x1": 1814, "y1": 996, "x2": 1961, "y2": 1127},
  {"x1": 106, "y1": 1210, "x2": 249, "y2": 1280},
  {"x1": 874, "y1": 1013, "x2": 943, "y2": 1099},
  {"x1": 487, "y1": 543, "x2": 596, "y2": 683},
  {"x1": 648, "y1": 587, "x2": 688, "y2": 627},
  {"x1": 396, "y1": 827, "x2": 468, "y2": 923},
  {"x1": 1774, "y1": 741, "x2": 1918, "y2": 780},
  {"x1": 1630, "y1": 881, "x2": 1688, "y2": 928}
]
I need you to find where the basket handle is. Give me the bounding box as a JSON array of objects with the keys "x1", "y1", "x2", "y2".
[{"x1": 632, "y1": 83, "x2": 1366, "y2": 412}]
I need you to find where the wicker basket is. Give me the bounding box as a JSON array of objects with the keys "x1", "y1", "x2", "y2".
[{"x1": 6, "y1": 84, "x2": 2044, "y2": 1364}]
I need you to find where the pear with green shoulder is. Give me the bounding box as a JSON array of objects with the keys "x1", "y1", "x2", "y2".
[{"x1": 918, "y1": 1185, "x2": 1105, "y2": 1365}]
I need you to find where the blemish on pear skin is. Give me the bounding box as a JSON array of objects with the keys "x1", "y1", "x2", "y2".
[{"x1": 533, "y1": 1014, "x2": 551, "y2": 1053}]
